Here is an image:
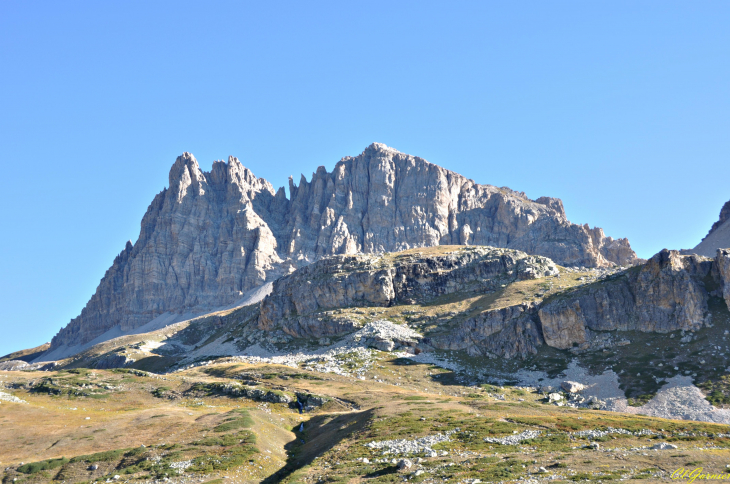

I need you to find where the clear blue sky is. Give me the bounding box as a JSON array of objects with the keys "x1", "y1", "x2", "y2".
[{"x1": 1, "y1": 1, "x2": 729, "y2": 356}]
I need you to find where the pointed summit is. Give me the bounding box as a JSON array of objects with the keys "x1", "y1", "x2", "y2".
[{"x1": 364, "y1": 142, "x2": 398, "y2": 155}]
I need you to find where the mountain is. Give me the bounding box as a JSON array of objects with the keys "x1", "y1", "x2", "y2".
[
  {"x1": 25, "y1": 245, "x2": 730, "y2": 421},
  {"x1": 692, "y1": 199, "x2": 730, "y2": 257},
  {"x1": 48, "y1": 143, "x2": 638, "y2": 352}
]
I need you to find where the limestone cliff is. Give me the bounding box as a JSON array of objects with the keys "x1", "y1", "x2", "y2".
[
  {"x1": 257, "y1": 246, "x2": 558, "y2": 341},
  {"x1": 256, "y1": 247, "x2": 730, "y2": 359},
  {"x1": 717, "y1": 249, "x2": 730, "y2": 310},
  {"x1": 538, "y1": 250, "x2": 716, "y2": 350},
  {"x1": 51, "y1": 143, "x2": 638, "y2": 350}
]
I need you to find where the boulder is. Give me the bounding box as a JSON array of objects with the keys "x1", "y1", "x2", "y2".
[
  {"x1": 651, "y1": 442, "x2": 678, "y2": 450},
  {"x1": 561, "y1": 381, "x2": 586, "y2": 393},
  {"x1": 548, "y1": 393, "x2": 563, "y2": 403},
  {"x1": 94, "y1": 354, "x2": 134, "y2": 370}
]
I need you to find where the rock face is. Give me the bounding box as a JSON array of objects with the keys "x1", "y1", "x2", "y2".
[
  {"x1": 705, "y1": 200, "x2": 730, "y2": 241},
  {"x1": 433, "y1": 303, "x2": 545, "y2": 358},
  {"x1": 52, "y1": 153, "x2": 289, "y2": 350},
  {"x1": 51, "y1": 143, "x2": 638, "y2": 350},
  {"x1": 717, "y1": 249, "x2": 730, "y2": 309},
  {"x1": 538, "y1": 249, "x2": 719, "y2": 349},
  {"x1": 691, "y1": 199, "x2": 730, "y2": 257},
  {"x1": 257, "y1": 246, "x2": 558, "y2": 341},
  {"x1": 255, "y1": 246, "x2": 730, "y2": 358}
]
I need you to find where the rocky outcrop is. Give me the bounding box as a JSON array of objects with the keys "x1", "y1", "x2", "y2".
[
  {"x1": 705, "y1": 200, "x2": 730, "y2": 241},
  {"x1": 94, "y1": 354, "x2": 135, "y2": 370},
  {"x1": 431, "y1": 249, "x2": 730, "y2": 357},
  {"x1": 539, "y1": 301, "x2": 590, "y2": 350},
  {"x1": 257, "y1": 246, "x2": 558, "y2": 339},
  {"x1": 538, "y1": 250, "x2": 716, "y2": 349},
  {"x1": 51, "y1": 153, "x2": 290, "y2": 350},
  {"x1": 51, "y1": 143, "x2": 638, "y2": 350},
  {"x1": 717, "y1": 249, "x2": 730, "y2": 309},
  {"x1": 431, "y1": 304, "x2": 544, "y2": 358},
  {"x1": 690, "y1": 200, "x2": 730, "y2": 257},
  {"x1": 213, "y1": 382, "x2": 293, "y2": 404}
]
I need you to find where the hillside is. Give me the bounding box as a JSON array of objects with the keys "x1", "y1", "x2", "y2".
[
  {"x1": 7, "y1": 360, "x2": 730, "y2": 483},
  {"x1": 4, "y1": 245, "x2": 730, "y2": 482}
]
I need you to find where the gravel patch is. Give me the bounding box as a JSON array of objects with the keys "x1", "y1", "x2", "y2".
[
  {"x1": 366, "y1": 429, "x2": 459, "y2": 456},
  {"x1": 411, "y1": 356, "x2": 730, "y2": 425},
  {"x1": 222, "y1": 320, "x2": 422, "y2": 377},
  {"x1": 169, "y1": 460, "x2": 193, "y2": 472},
  {"x1": 0, "y1": 391, "x2": 27, "y2": 404},
  {"x1": 571, "y1": 427, "x2": 659, "y2": 439},
  {"x1": 484, "y1": 430, "x2": 541, "y2": 445}
]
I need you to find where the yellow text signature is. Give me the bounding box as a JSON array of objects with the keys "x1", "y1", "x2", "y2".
[{"x1": 672, "y1": 468, "x2": 730, "y2": 482}]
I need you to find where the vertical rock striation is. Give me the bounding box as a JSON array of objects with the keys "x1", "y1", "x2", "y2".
[
  {"x1": 537, "y1": 249, "x2": 717, "y2": 350},
  {"x1": 51, "y1": 143, "x2": 639, "y2": 349},
  {"x1": 717, "y1": 248, "x2": 730, "y2": 309}
]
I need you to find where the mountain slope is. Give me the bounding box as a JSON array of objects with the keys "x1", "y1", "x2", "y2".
[
  {"x1": 694, "y1": 199, "x2": 730, "y2": 257},
  {"x1": 24, "y1": 245, "x2": 730, "y2": 423},
  {"x1": 50, "y1": 143, "x2": 638, "y2": 351}
]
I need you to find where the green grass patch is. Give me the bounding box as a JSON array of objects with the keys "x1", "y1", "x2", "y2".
[
  {"x1": 470, "y1": 458, "x2": 525, "y2": 481},
  {"x1": 195, "y1": 431, "x2": 257, "y2": 447},
  {"x1": 151, "y1": 386, "x2": 171, "y2": 398},
  {"x1": 213, "y1": 410, "x2": 254, "y2": 432},
  {"x1": 69, "y1": 448, "x2": 127, "y2": 463},
  {"x1": 18, "y1": 457, "x2": 69, "y2": 474},
  {"x1": 188, "y1": 445, "x2": 259, "y2": 473}
]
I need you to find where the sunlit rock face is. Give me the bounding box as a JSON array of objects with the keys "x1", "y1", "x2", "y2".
[{"x1": 51, "y1": 143, "x2": 638, "y2": 349}]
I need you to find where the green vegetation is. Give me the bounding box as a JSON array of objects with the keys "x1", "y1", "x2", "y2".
[
  {"x1": 213, "y1": 410, "x2": 254, "y2": 432},
  {"x1": 18, "y1": 457, "x2": 69, "y2": 474},
  {"x1": 151, "y1": 386, "x2": 171, "y2": 398},
  {"x1": 194, "y1": 430, "x2": 256, "y2": 447},
  {"x1": 69, "y1": 448, "x2": 127, "y2": 463}
]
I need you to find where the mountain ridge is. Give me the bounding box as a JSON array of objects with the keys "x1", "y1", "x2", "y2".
[
  {"x1": 692, "y1": 199, "x2": 730, "y2": 257},
  {"x1": 49, "y1": 143, "x2": 639, "y2": 351}
]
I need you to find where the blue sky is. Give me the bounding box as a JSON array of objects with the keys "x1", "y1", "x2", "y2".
[{"x1": 1, "y1": 1, "x2": 729, "y2": 356}]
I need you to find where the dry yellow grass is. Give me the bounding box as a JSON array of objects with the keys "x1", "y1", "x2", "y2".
[{"x1": 2, "y1": 355, "x2": 730, "y2": 483}]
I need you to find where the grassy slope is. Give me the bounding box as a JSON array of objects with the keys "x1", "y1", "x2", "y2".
[
  {"x1": 3, "y1": 357, "x2": 730, "y2": 483},
  {"x1": 0, "y1": 343, "x2": 51, "y2": 363},
  {"x1": 4, "y1": 246, "x2": 730, "y2": 482}
]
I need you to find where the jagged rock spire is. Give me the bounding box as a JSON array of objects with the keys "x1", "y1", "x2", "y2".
[{"x1": 50, "y1": 144, "x2": 639, "y2": 350}]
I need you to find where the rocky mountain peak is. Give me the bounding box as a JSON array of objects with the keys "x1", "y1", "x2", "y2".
[
  {"x1": 705, "y1": 200, "x2": 730, "y2": 240},
  {"x1": 690, "y1": 198, "x2": 730, "y2": 257},
  {"x1": 48, "y1": 144, "x2": 639, "y2": 351},
  {"x1": 364, "y1": 142, "x2": 398, "y2": 155}
]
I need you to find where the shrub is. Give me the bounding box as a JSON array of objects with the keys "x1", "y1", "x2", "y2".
[
  {"x1": 18, "y1": 457, "x2": 69, "y2": 474},
  {"x1": 69, "y1": 448, "x2": 127, "y2": 463}
]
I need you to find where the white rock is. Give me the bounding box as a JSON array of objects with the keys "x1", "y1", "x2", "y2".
[
  {"x1": 548, "y1": 393, "x2": 563, "y2": 402},
  {"x1": 561, "y1": 381, "x2": 585, "y2": 393},
  {"x1": 651, "y1": 442, "x2": 678, "y2": 450}
]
